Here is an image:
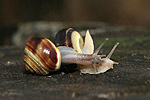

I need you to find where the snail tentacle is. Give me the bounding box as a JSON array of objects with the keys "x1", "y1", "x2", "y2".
[
  {"x1": 94, "y1": 38, "x2": 109, "y2": 55},
  {"x1": 106, "y1": 42, "x2": 119, "y2": 59}
]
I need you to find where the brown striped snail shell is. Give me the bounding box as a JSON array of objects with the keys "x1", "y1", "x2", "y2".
[
  {"x1": 24, "y1": 37, "x2": 61, "y2": 75},
  {"x1": 55, "y1": 28, "x2": 84, "y2": 53}
]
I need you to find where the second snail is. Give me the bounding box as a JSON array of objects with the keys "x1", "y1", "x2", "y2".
[{"x1": 24, "y1": 28, "x2": 119, "y2": 75}]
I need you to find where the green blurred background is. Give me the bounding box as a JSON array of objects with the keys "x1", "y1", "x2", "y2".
[{"x1": 0, "y1": 0, "x2": 150, "y2": 46}]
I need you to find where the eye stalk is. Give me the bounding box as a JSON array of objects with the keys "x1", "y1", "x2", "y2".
[{"x1": 94, "y1": 38, "x2": 109, "y2": 55}]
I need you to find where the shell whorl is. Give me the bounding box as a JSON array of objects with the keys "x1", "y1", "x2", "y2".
[
  {"x1": 54, "y1": 28, "x2": 84, "y2": 53},
  {"x1": 24, "y1": 37, "x2": 61, "y2": 75}
]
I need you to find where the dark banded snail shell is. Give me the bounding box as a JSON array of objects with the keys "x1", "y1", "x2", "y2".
[
  {"x1": 24, "y1": 37, "x2": 61, "y2": 75},
  {"x1": 54, "y1": 28, "x2": 84, "y2": 53}
]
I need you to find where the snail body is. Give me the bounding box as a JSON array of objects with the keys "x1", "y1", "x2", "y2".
[{"x1": 58, "y1": 46, "x2": 104, "y2": 65}]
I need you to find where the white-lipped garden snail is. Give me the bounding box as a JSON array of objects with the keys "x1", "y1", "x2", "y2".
[
  {"x1": 54, "y1": 28, "x2": 119, "y2": 74},
  {"x1": 24, "y1": 37, "x2": 104, "y2": 75},
  {"x1": 24, "y1": 37, "x2": 61, "y2": 75}
]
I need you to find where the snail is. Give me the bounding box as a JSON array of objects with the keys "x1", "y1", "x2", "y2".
[
  {"x1": 24, "y1": 28, "x2": 119, "y2": 75},
  {"x1": 24, "y1": 37, "x2": 61, "y2": 75},
  {"x1": 24, "y1": 37, "x2": 104, "y2": 75},
  {"x1": 55, "y1": 28, "x2": 119, "y2": 74}
]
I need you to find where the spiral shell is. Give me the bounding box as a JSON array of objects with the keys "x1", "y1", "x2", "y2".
[
  {"x1": 24, "y1": 37, "x2": 61, "y2": 75},
  {"x1": 54, "y1": 28, "x2": 84, "y2": 53}
]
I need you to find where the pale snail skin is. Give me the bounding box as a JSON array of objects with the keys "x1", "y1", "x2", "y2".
[
  {"x1": 57, "y1": 46, "x2": 104, "y2": 65},
  {"x1": 55, "y1": 28, "x2": 119, "y2": 74},
  {"x1": 24, "y1": 37, "x2": 104, "y2": 75}
]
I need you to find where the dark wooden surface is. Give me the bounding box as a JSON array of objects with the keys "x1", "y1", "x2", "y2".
[{"x1": 0, "y1": 25, "x2": 150, "y2": 100}]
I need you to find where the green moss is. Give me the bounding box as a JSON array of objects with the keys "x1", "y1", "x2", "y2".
[
  {"x1": 145, "y1": 80, "x2": 150, "y2": 85},
  {"x1": 131, "y1": 53, "x2": 137, "y2": 56},
  {"x1": 94, "y1": 37, "x2": 150, "y2": 48}
]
